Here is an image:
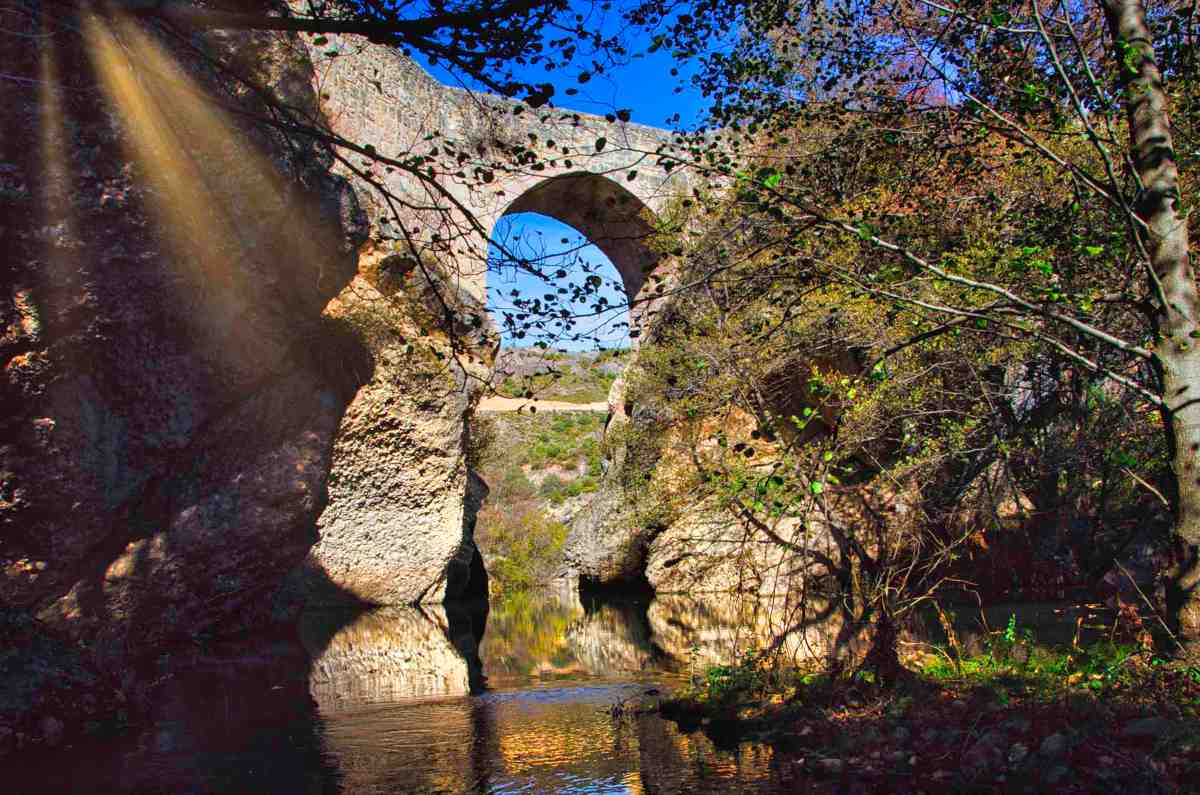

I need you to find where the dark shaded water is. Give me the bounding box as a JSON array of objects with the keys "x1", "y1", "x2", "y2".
[{"x1": 10, "y1": 588, "x2": 796, "y2": 794}]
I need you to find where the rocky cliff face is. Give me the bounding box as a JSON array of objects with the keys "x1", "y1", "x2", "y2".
[
  {"x1": 561, "y1": 372, "x2": 655, "y2": 586},
  {"x1": 0, "y1": 6, "x2": 487, "y2": 678},
  {"x1": 294, "y1": 258, "x2": 490, "y2": 606},
  {"x1": 2, "y1": 14, "x2": 359, "y2": 654}
]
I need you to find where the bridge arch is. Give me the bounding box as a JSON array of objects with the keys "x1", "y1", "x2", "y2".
[{"x1": 496, "y1": 172, "x2": 662, "y2": 311}]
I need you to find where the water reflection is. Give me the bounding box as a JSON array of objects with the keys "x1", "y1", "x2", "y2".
[
  {"x1": 316, "y1": 682, "x2": 783, "y2": 794},
  {"x1": 298, "y1": 592, "x2": 791, "y2": 792},
  {"x1": 300, "y1": 604, "x2": 484, "y2": 710},
  {"x1": 479, "y1": 589, "x2": 660, "y2": 684},
  {"x1": 10, "y1": 587, "x2": 1108, "y2": 794},
  {"x1": 648, "y1": 593, "x2": 839, "y2": 670}
]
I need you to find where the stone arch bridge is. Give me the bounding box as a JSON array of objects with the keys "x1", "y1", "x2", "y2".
[
  {"x1": 298, "y1": 36, "x2": 698, "y2": 606},
  {"x1": 310, "y1": 34, "x2": 696, "y2": 308}
]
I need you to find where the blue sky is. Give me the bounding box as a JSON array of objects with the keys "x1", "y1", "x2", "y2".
[
  {"x1": 487, "y1": 213, "x2": 632, "y2": 351},
  {"x1": 409, "y1": 2, "x2": 712, "y2": 128}
]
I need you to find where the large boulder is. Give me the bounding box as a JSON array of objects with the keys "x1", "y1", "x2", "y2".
[
  {"x1": 562, "y1": 475, "x2": 650, "y2": 584},
  {"x1": 295, "y1": 264, "x2": 489, "y2": 605}
]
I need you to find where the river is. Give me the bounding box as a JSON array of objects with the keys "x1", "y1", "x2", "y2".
[
  {"x1": 9, "y1": 586, "x2": 1111, "y2": 794},
  {"x1": 11, "y1": 587, "x2": 805, "y2": 794}
]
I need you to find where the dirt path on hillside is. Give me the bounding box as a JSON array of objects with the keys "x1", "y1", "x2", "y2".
[{"x1": 477, "y1": 396, "x2": 608, "y2": 413}]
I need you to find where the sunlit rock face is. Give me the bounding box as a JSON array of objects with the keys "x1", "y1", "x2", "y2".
[
  {"x1": 562, "y1": 474, "x2": 649, "y2": 585},
  {"x1": 295, "y1": 268, "x2": 488, "y2": 605},
  {"x1": 643, "y1": 509, "x2": 815, "y2": 594},
  {"x1": 562, "y1": 375, "x2": 662, "y2": 586},
  {"x1": 300, "y1": 606, "x2": 480, "y2": 710}
]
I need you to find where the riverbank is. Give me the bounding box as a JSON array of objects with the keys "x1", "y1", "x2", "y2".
[{"x1": 659, "y1": 642, "x2": 1199, "y2": 792}]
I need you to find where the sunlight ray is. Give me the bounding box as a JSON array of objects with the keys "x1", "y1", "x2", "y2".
[{"x1": 83, "y1": 11, "x2": 340, "y2": 324}]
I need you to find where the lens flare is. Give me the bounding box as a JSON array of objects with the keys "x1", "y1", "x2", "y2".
[{"x1": 38, "y1": 28, "x2": 77, "y2": 291}]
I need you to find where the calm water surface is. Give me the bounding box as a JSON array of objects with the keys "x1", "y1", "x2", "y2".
[
  {"x1": 12, "y1": 589, "x2": 801, "y2": 794},
  {"x1": 12, "y1": 588, "x2": 1101, "y2": 794}
]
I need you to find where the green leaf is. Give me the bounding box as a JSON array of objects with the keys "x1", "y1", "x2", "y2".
[
  {"x1": 595, "y1": 137, "x2": 607, "y2": 152},
  {"x1": 312, "y1": 35, "x2": 329, "y2": 46},
  {"x1": 810, "y1": 482, "x2": 824, "y2": 495},
  {"x1": 1085, "y1": 245, "x2": 1104, "y2": 257},
  {"x1": 763, "y1": 171, "x2": 782, "y2": 188}
]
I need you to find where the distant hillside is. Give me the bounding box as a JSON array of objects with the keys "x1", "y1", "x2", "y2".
[
  {"x1": 492, "y1": 347, "x2": 630, "y2": 404},
  {"x1": 472, "y1": 410, "x2": 606, "y2": 593}
]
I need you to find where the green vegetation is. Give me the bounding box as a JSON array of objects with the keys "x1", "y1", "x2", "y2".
[
  {"x1": 539, "y1": 472, "x2": 599, "y2": 506},
  {"x1": 493, "y1": 349, "x2": 629, "y2": 404},
  {"x1": 524, "y1": 412, "x2": 605, "y2": 472},
  {"x1": 472, "y1": 409, "x2": 606, "y2": 592},
  {"x1": 496, "y1": 367, "x2": 618, "y2": 403},
  {"x1": 667, "y1": 609, "x2": 1197, "y2": 717},
  {"x1": 476, "y1": 410, "x2": 604, "y2": 473},
  {"x1": 661, "y1": 612, "x2": 1200, "y2": 789},
  {"x1": 484, "y1": 505, "x2": 568, "y2": 593}
]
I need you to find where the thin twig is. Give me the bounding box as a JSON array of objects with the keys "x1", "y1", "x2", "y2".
[{"x1": 1113, "y1": 559, "x2": 1181, "y2": 652}]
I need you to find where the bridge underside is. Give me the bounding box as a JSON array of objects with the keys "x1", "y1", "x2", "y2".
[{"x1": 502, "y1": 172, "x2": 661, "y2": 302}]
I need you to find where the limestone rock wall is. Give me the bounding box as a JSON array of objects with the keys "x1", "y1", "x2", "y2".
[
  {"x1": 294, "y1": 265, "x2": 489, "y2": 605},
  {"x1": 0, "y1": 10, "x2": 378, "y2": 658}
]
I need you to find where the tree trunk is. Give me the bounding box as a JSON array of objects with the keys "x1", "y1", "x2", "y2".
[
  {"x1": 1102, "y1": 0, "x2": 1200, "y2": 651},
  {"x1": 861, "y1": 611, "x2": 901, "y2": 687}
]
